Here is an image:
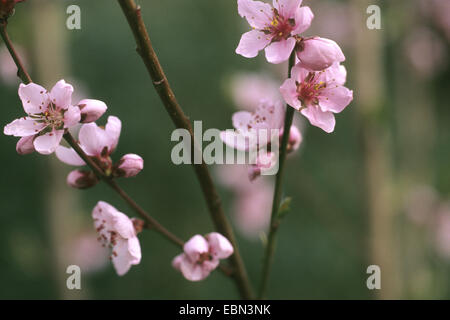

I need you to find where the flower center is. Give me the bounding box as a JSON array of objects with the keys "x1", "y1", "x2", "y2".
[
  {"x1": 265, "y1": 9, "x2": 294, "y2": 41},
  {"x1": 197, "y1": 252, "x2": 213, "y2": 264},
  {"x1": 31, "y1": 102, "x2": 65, "y2": 129},
  {"x1": 297, "y1": 73, "x2": 327, "y2": 105}
]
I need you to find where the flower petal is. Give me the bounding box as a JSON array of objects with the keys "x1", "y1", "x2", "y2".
[
  {"x1": 55, "y1": 145, "x2": 86, "y2": 166},
  {"x1": 318, "y1": 86, "x2": 353, "y2": 113},
  {"x1": 33, "y1": 129, "x2": 64, "y2": 155},
  {"x1": 273, "y1": 0, "x2": 302, "y2": 19},
  {"x1": 112, "y1": 237, "x2": 141, "y2": 276},
  {"x1": 301, "y1": 106, "x2": 336, "y2": 133},
  {"x1": 280, "y1": 78, "x2": 301, "y2": 110},
  {"x1": 183, "y1": 235, "x2": 209, "y2": 262},
  {"x1": 105, "y1": 116, "x2": 121, "y2": 152},
  {"x1": 18, "y1": 83, "x2": 50, "y2": 114},
  {"x1": 236, "y1": 30, "x2": 272, "y2": 59},
  {"x1": 292, "y1": 6, "x2": 314, "y2": 34},
  {"x1": 63, "y1": 105, "x2": 81, "y2": 128},
  {"x1": 206, "y1": 232, "x2": 234, "y2": 259},
  {"x1": 78, "y1": 123, "x2": 106, "y2": 156},
  {"x1": 4, "y1": 117, "x2": 45, "y2": 137},
  {"x1": 238, "y1": 0, "x2": 273, "y2": 29},
  {"x1": 264, "y1": 38, "x2": 296, "y2": 64},
  {"x1": 50, "y1": 79, "x2": 73, "y2": 110}
]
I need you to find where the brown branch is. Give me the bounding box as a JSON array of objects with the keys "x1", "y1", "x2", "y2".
[{"x1": 117, "y1": 0, "x2": 253, "y2": 299}]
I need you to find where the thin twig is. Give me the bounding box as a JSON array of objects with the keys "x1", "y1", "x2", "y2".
[
  {"x1": 258, "y1": 52, "x2": 296, "y2": 299},
  {"x1": 117, "y1": 0, "x2": 253, "y2": 299}
]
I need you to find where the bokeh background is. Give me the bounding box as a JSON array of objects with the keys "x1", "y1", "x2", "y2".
[{"x1": 0, "y1": 0, "x2": 449, "y2": 299}]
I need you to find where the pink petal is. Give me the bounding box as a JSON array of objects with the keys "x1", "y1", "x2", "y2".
[
  {"x1": 33, "y1": 129, "x2": 64, "y2": 155},
  {"x1": 180, "y1": 255, "x2": 211, "y2": 281},
  {"x1": 236, "y1": 30, "x2": 272, "y2": 59},
  {"x1": 232, "y1": 111, "x2": 253, "y2": 130},
  {"x1": 49, "y1": 79, "x2": 73, "y2": 110},
  {"x1": 183, "y1": 235, "x2": 209, "y2": 262},
  {"x1": 318, "y1": 86, "x2": 353, "y2": 113},
  {"x1": 112, "y1": 237, "x2": 141, "y2": 276},
  {"x1": 63, "y1": 105, "x2": 81, "y2": 128},
  {"x1": 287, "y1": 125, "x2": 302, "y2": 152},
  {"x1": 292, "y1": 6, "x2": 314, "y2": 34},
  {"x1": 55, "y1": 145, "x2": 86, "y2": 166},
  {"x1": 291, "y1": 63, "x2": 310, "y2": 83},
  {"x1": 237, "y1": 0, "x2": 273, "y2": 29},
  {"x1": 18, "y1": 83, "x2": 50, "y2": 115},
  {"x1": 205, "y1": 232, "x2": 234, "y2": 259},
  {"x1": 79, "y1": 123, "x2": 106, "y2": 156},
  {"x1": 280, "y1": 78, "x2": 301, "y2": 110},
  {"x1": 112, "y1": 211, "x2": 136, "y2": 240},
  {"x1": 264, "y1": 38, "x2": 296, "y2": 64},
  {"x1": 4, "y1": 117, "x2": 45, "y2": 137},
  {"x1": 297, "y1": 37, "x2": 345, "y2": 71},
  {"x1": 105, "y1": 116, "x2": 121, "y2": 152},
  {"x1": 172, "y1": 253, "x2": 185, "y2": 271},
  {"x1": 301, "y1": 106, "x2": 336, "y2": 133},
  {"x1": 78, "y1": 99, "x2": 108, "y2": 123},
  {"x1": 16, "y1": 135, "x2": 35, "y2": 155},
  {"x1": 273, "y1": 0, "x2": 302, "y2": 19},
  {"x1": 220, "y1": 130, "x2": 254, "y2": 151}
]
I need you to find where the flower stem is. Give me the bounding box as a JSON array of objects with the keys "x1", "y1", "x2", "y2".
[
  {"x1": 258, "y1": 52, "x2": 296, "y2": 300},
  {"x1": 117, "y1": 0, "x2": 253, "y2": 300}
]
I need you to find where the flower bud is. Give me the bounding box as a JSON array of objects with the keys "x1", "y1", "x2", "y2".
[
  {"x1": 78, "y1": 99, "x2": 107, "y2": 123},
  {"x1": 0, "y1": 0, "x2": 23, "y2": 21},
  {"x1": 67, "y1": 170, "x2": 99, "y2": 189},
  {"x1": 16, "y1": 135, "x2": 35, "y2": 155},
  {"x1": 286, "y1": 126, "x2": 302, "y2": 153},
  {"x1": 296, "y1": 37, "x2": 345, "y2": 71},
  {"x1": 114, "y1": 154, "x2": 144, "y2": 178}
]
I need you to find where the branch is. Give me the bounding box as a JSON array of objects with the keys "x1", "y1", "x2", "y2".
[
  {"x1": 258, "y1": 52, "x2": 296, "y2": 299},
  {"x1": 116, "y1": 0, "x2": 253, "y2": 299}
]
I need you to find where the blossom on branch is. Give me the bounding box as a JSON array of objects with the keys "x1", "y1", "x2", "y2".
[{"x1": 172, "y1": 233, "x2": 233, "y2": 281}]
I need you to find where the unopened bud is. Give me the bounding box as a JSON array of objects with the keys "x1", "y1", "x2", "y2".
[
  {"x1": 67, "y1": 170, "x2": 99, "y2": 189},
  {"x1": 132, "y1": 218, "x2": 145, "y2": 234},
  {"x1": 16, "y1": 135, "x2": 35, "y2": 155},
  {"x1": 78, "y1": 99, "x2": 108, "y2": 123},
  {"x1": 114, "y1": 154, "x2": 144, "y2": 178},
  {"x1": 286, "y1": 126, "x2": 302, "y2": 153}
]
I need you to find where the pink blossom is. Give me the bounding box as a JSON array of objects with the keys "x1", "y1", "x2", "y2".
[
  {"x1": 78, "y1": 99, "x2": 108, "y2": 123},
  {"x1": 55, "y1": 116, "x2": 122, "y2": 170},
  {"x1": 114, "y1": 154, "x2": 144, "y2": 178},
  {"x1": 172, "y1": 233, "x2": 233, "y2": 281},
  {"x1": 296, "y1": 37, "x2": 345, "y2": 71},
  {"x1": 67, "y1": 170, "x2": 99, "y2": 189},
  {"x1": 93, "y1": 201, "x2": 141, "y2": 276},
  {"x1": 280, "y1": 62, "x2": 353, "y2": 133},
  {"x1": 236, "y1": 0, "x2": 314, "y2": 64},
  {"x1": 3, "y1": 80, "x2": 82, "y2": 154},
  {"x1": 229, "y1": 72, "x2": 282, "y2": 110}
]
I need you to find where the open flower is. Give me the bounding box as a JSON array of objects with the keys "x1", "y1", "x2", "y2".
[
  {"x1": 4, "y1": 80, "x2": 107, "y2": 155},
  {"x1": 55, "y1": 115, "x2": 122, "y2": 171},
  {"x1": 93, "y1": 201, "x2": 141, "y2": 276},
  {"x1": 236, "y1": 0, "x2": 314, "y2": 64},
  {"x1": 280, "y1": 62, "x2": 353, "y2": 133},
  {"x1": 172, "y1": 233, "x2": 233, "y2": 281},
  {"x1": 4, "y1": 80, "x2": 80, "y2": 154}
]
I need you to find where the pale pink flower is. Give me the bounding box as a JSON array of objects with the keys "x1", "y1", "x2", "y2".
[
  {"x1": 236, "y1": 0, "x2": 314, "y2": 64},
  {"x1": 280, "y1": 62, "x2": 353, "y2": 133},
  {"x1": 216, "y1": 165, "x2": 273, "y2": 238},
  {"x1": 229, "y1": 72, "x2": 282, "y2": 111},
  {"x1": 172, "y1": 233, "x2": 233, "y2": 281},
  {"x1": 114, "y1": 154, "x2": 144, "y2": 178},
  {"x1": 55, "y1": 116, "x2": 122, "y2": 169},
  {"x1": 66, "y1": 232, "x2": 109, "y2": 274},
  {"x1": 3, "y1": 80, "x2": 82, "y2": 154},
  {"x1": 93, "y1": 201, "x2": 141, "y2": 276},
  {"x1": 296, "y1": 37, "x2": 345, "y2": 71}
]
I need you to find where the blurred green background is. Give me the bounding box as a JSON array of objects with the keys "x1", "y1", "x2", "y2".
[{"x1": 0, "y1": 0, "x2": 449, "y2": 299}]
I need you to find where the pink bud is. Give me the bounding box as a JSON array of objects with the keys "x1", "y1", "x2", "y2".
[
  {"x1": 78, "y1": 99, "x2": 107, "y2": 123},
  {"x1": 67, "y1": 170, "x2": 98, "y2": 189},
  {"x1": 114, "y1": 154, "x2": 144, "y2": 178},
  {"x1": 297, "y1": 37, "x2": 345, "y2": 71},
  {"x1": 287, "y1": 126, "x2": 302, "y2": 153},
  {"x1": 16, "y1": 135, "x2": 35, "y2": 155}
]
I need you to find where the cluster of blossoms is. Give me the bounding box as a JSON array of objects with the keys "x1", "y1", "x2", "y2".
[{"x1": 235, "y1": 0, "x2": 353, "y2": 134}]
